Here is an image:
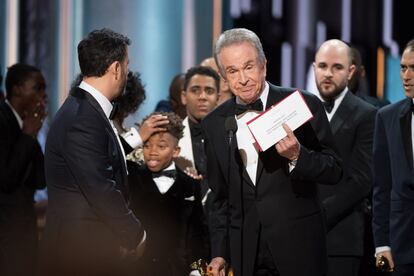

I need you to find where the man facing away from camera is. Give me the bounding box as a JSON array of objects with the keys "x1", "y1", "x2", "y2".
[{"x1": 40, "y1": 29, "x2": 145, "y2": 276}]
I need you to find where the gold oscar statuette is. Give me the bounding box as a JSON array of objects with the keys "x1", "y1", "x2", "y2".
[
  {"x1": 377, "y1": 255, "x2": 394, "y2": 272},
  {"x1": 190, "y1": 259, "x2": 234, "y2": 276}
]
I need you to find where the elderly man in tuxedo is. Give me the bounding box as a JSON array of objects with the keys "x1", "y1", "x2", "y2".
[
  {"x1": 372, "y1": 39, "x2": 414, "y2": 275},
  {"x1": 203, "y1": 28, "x2": 342, "y2": 276}
]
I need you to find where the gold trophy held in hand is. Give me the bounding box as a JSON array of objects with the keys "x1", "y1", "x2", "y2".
[{"x1": 190, "y1": 259, "x2": 233, "y2": 276}]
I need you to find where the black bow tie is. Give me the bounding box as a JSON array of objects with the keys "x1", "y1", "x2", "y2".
[
  {"x1": 190, "y1": 122, "x2": 202, "y2": 137},
  {"x1": 109, "y1": 101, "x2": 119, "y2": 120},
  {"x1": 323, "y1": 100, "x2": 335, "y2": 114},
  {"x1": 152, "y1": 169, "x2": 176, "y2": 179},
  {"x1": 235, "y1": 99, "x2": 263, "y2": 115}
]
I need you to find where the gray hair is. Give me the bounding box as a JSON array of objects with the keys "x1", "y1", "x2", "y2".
[
  {"x1": 214, "y1": 28, "x2": 266, "y2": 76},
  {"x1": 404, "y1": 39, "x2": 414, "y2": 52}
]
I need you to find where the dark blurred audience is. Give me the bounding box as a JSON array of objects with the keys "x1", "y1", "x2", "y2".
[
  {"x1": 349, "y1": 46, "x2": 390, "y2": 108},
  {"x1": 0, "y1": 63, "x2": 47, "y2": 276},
  {"x1": 155, "y1": 73, "x2": 187, "y2": 118},
  {"x1": 0, "y1": 72, "x2": 4, "y2": 100}
]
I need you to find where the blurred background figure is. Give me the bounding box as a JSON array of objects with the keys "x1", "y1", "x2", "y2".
[
  {"x1": 0, "y1": 72, "x2": 4, "y2": 100},
  {"x1": 349, "y1": 47, "x2": 390, "y2": 108},
  {"x1": 200, "y1": 57, "x2": 233, "y2": 106},
  {"x1": 154, "y1": 73, "x2": 187, "y2": 119},
  {"x1": 112, "y1": 71, "x2": 146, "y2": 134},
  {"x1": 0, "y1": 63, "x2": 47, "y2": 276}
]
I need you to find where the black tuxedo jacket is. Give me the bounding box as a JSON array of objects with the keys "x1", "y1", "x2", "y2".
[
  {"x1": 319, "y1": 92, "x2": 376, "y2": 256},
  {"x1": 202, "y1": 83, "x2": 342, "y2": 276},
  {"x1": 0, "y1": 100, "x2": 45, "y2": 275},
  {"x1": 127, "y1": 165, "x2": 206, "y2": 275},
  {"x1": 372, "y1": 98, "x2": 414, "y2": 265},
  {"x1": 41, "y1": 87, "x2": 144, "y2": 275}
]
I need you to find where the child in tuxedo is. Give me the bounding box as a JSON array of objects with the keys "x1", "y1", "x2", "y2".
[{"x1": 127, "y1": 112, "x2": 206, "y2": 276}]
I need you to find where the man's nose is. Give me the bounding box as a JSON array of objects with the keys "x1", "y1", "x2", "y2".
[{"x1": 239, "y1": 71, "x2": 248, "y2": 84}]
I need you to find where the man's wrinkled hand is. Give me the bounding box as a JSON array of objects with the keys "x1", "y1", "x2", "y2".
[
  {"x1": 207, "y1": 257, "x2": 226, "y2": 276},
  {"x1": 376, "y1": 250, "x2": 394, "y2": 271},
  {"x1": 275, "y1": 123, "x2": 300, "y2": 161}
]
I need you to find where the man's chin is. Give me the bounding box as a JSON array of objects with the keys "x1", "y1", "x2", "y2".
[{"x1": 404, "y1": 90, "x2": 414, "y2": 99}]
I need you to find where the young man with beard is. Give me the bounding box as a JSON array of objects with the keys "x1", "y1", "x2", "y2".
[
  {"x1": 41, "y1": 29, "x2": 145, "y2": 276},
  {"x1": 372, "y1": 39, "x2": 414, "y2": 275},
  {"x1": 313, "y1": 39, "x2": 376, "y2": 276}
]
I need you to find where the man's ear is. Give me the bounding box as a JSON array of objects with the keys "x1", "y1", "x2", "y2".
[
  {"x1": 348, "y1": 64, "x2": 356, "y2": 81},
  {"x1": 173, "y1": 145, "x2": 181, "y2": 157},
  {"x1": 108, "y1": 61, "x2": 121, "y2": 79},
  {"x1": 181, "y1": 90, "x2": 187, "y2": 106}
]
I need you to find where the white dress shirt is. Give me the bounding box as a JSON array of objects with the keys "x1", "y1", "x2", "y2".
[
  {"x1": 235, "y1": 82, "x2": 269, "y2": 185},
  {"x1": 153, "y1": 162, "x2": 176, "y2": 194},
  {"x1": 318, "y1": 87, "x2": 348, "y2": 121}
]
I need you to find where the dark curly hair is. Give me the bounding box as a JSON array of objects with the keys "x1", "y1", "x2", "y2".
[
  {"x1": 115, "y1": 71, "x2": 146, "y2": 120},
  {"x1": 5, "y1": 63, "x2": 41, "y2": 100},
  {"x1": 184, "y1": 65, "x2": 220, "y2": 92},
  {"x1": 77, "y1": 28, "x2": 130, "y2": 77},
  {"x1": 142, "y1": 112, "x2": 184, "y2": 141}
]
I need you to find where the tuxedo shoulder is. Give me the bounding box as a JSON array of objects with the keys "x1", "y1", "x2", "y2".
[
  {"x1": 176, "y1": 167, "x2": 201, "y2": 184},
  {"x1": 378, "y1": 97, "x2": 410, "y2": 115},
  {"x1": 201, "y1": 99, "x2": 232, "y2": 125},
  {"x1": 349, "y1": 93, "x2": 378, "y2": 112}
]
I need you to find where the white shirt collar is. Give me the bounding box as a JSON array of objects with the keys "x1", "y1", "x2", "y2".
[
  {"x1": 236, "y1": 81, "x2": 269, "y2": 110},
  {"x1": 79, "y1": 81, "x2": 113, "y2": 119},
  {"x1": 5, "y1": 99, "x2": 23, "y2": 129},
  {"x1": 160, "y1": 162, "x2": 176, "y2": 173},
  {"x1": 318, "y1": 87, "x2": 348, "y2": 121},
  {"x1": 152, "y1": 162, "x2": 177, "y2": 194}
]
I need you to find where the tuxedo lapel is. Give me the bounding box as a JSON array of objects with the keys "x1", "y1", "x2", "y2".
[
  {"x1": 330, "y1": 92, "x2": 353, "y2": 135},
  {"x1": 221, "y1": 100, "x2": 255, "y2": 188},
  {"x1": 0, "y1": 101, "x2": 21, "y2": 136},
  {"x1": 399, "y1": 98, "x2": 413, "y2": 170},
  {"x1": 256, "y1": 85, "x2": 286, "y2": 184},
  {"x1": 72, "y1": 88, "x2": 128, "y2": 181}
]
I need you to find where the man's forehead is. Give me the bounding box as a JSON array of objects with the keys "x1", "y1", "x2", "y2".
[{"x1": 401, "y1": 49, "x2": 414, "y2": 63}]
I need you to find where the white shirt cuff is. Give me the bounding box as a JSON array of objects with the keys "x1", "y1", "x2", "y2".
[
  {"x1": 375, "y1": 246, "x2": 391, "y2": 257},
  {"x1": 121, "y1": 127, "x2": 142, "y2": 149},
  {"x1": 138, "y1": 230, "x2": 146, "y2": 247},
  {"x1": 288, "y1": 159, "x2": 297, "y2": 172}
]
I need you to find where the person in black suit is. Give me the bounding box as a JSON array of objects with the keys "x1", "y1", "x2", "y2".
[
  {"x1": 204, "y1": 28, "x2": 342, "y2": 276},
  {"x1": 41, "y1": 29, "x2": 145, "y2": 276},
  {"x1": 0, "y1": 63, "x2": 47, "y2": 276},
  {"x1": 127, "y1": 112, "x2": 205, "y2": 275},
  {"x1": 313, "y1": 39, "x2": 376, "y2": 276},
  {"x1": 372, "y1": 39, "x2": 414, "y2": 275}
]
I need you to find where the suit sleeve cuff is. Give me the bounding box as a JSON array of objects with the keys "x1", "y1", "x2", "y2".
[
  {"x1": 120, "y1": 127, "x2": 142, "y2": 149},
  {"x1": 375, "y1": 246, "x2": 391, "y2": 257}
]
